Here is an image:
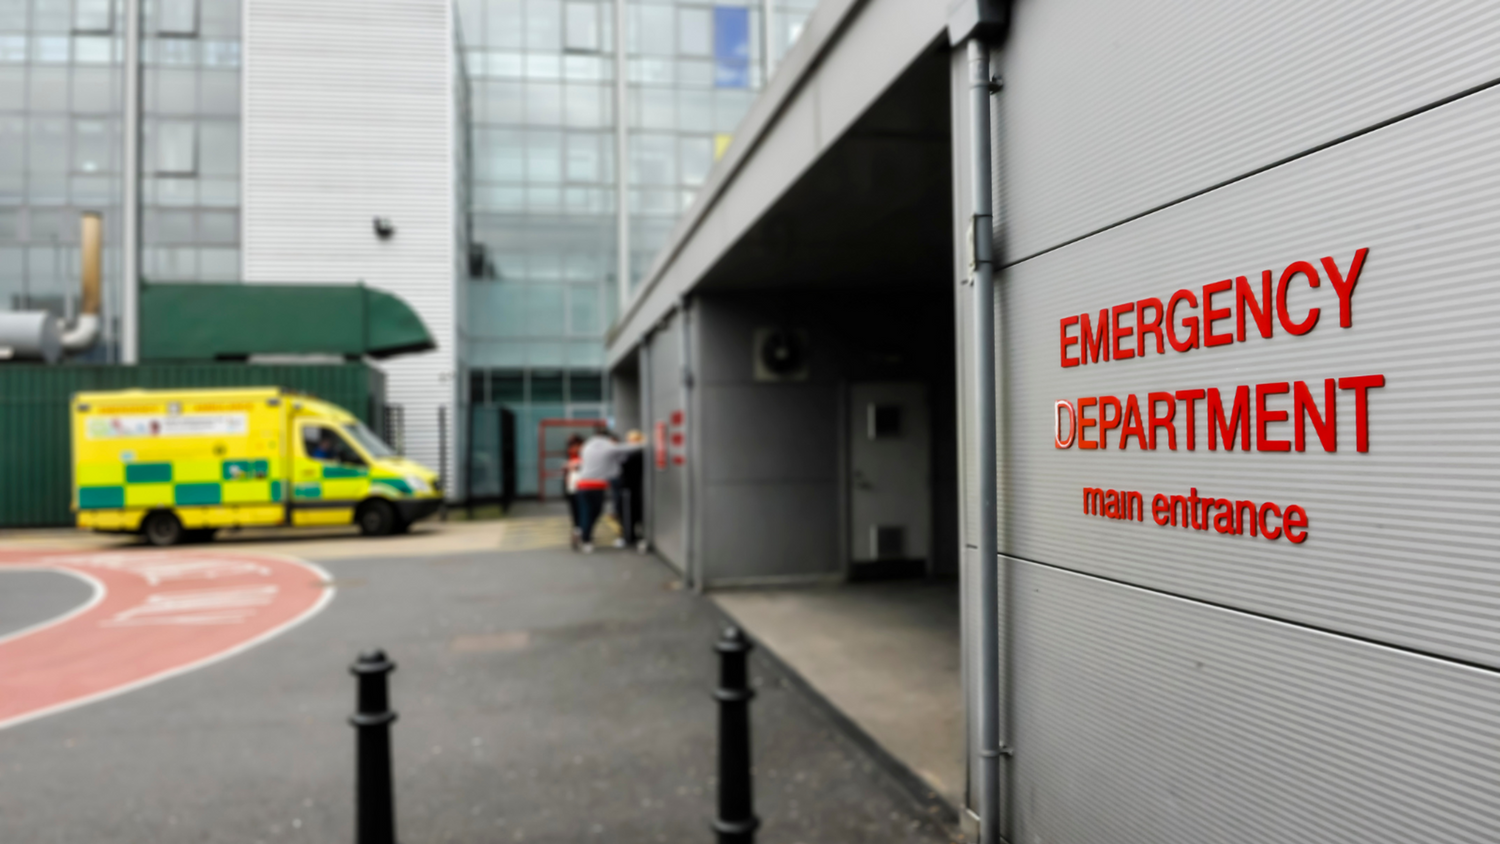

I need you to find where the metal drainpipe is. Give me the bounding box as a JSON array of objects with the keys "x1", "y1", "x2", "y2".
[
  {"x1": 967, "y1": 36, "x2": 1008, "y2": 844},
  {"x1": 677, "y1": 297, "x2": 698, "y2": 591}
]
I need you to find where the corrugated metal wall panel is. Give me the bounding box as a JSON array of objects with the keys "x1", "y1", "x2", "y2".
[
  {"x1": 0, "y1": 363, "x2": 383, "y2": 527},
  {"x1": 1000, "y1": 0, "x2": 1500, "y2": 260},
  {"x1": 1013, "y1": 561, "x2": 1500, "y2": 844},
  {"x1": 242, "y1": 0, "x2": 455, "y2": 484},
  {"x1": 1001, "y1": 82, "x2": 1500, "y2": 668}
]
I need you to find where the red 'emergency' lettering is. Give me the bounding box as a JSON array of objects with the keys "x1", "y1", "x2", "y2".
[{"x1": 1054, "y1": 249, "x2": 1369, "y2": 369}]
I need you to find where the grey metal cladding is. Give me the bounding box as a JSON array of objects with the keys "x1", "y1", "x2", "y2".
[
  {"x1": 1001, "y1": 83, "x2": 1500, "y2": 667},
  {"x1": 647, "y1": 317, "x2": 686, "y2": 570},
  {"x1": 1013, "y1": 562, "x2": 1500, "y2": 844},
  {"x1": 999, "y1": 0, "x2": 1500, "y2": 260}
]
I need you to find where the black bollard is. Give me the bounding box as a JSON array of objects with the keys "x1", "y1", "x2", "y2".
[
  {"x1": 713, "y1": 627, "x2": 759, "y2": 844},
  {"x1": 350, "y1": 650, "x2": 398, "y2": 844}
]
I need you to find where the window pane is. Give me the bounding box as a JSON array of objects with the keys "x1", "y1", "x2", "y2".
[
  {"x1": 199, "y1": 70, "x2": 239, "y2": 115},
  {"x1": 713, "y1": 7, "x2": 750, "y2": 88},
  {"x1": 199, "y1": 210, "x2": 237, "y2": 244},
  {"x1": 678, "y1": 88, "x2": 712, "y2": 132},
  {"x1": 680, "y1": 134, "x2": 712, "y2": 186},
  {"x1": 29, "y1": 117, "x2": 67, "y2": 172},
  {"x1": 679, "y1": 7, "x2": 710, "y2": 56},
  {"x1": 568, "y1": 286, "x2": 598, "y2": 335},
  {"x1": 526, "y1": 130, "x2": 562, "y2": 182},
  {"x1": 0, "y1": 68, "x2": 23, "y2": 109},
  {"x1": 564, "y1": 2, "x2": 598, "y2": 52},
  {"x1": 198, "y1": 120, "x2": 238, "y2": 176},
  {"x1": 152, "y1": 69, "x2": 197, "y2": 114},
  {"x1": 526, "y1": 285, "x2": 565, "y2": 335},
  {"x1": 72, "y1": 119, "x2": 113, "y2": 173},
  {"x1": 486, "y1": 0, "x2": 523, "y2": 48},
  {"x1": 565, "y1": 132, "x2": 599, "y2": 183},
  {"x1": 525, "y1": 0, "x2": 560, "y2": 51},
  {"x1": 639, "y1": 87, "x2": 673, "y2": 128},
  {"x1": 159, "y1": 0, "x2": 198, "y2": 35},
  {"x1": 568, "y1": 371, "x2": 602, "y2": 401},
  {"x1": 563, "y1": 83, "x2": 601, "y2": 128},
  {"x1": 637, "y1": 4, "x2": 672, "y2": 55},
  {"x1": 71, "y1": 67, "x2": 115, "y2": 112},
  {"x1": 525, "y1": 81, "x2": 562, "y2": 124},
  {"x1": 476, "y1": 127, "x2": 524, "y2": 180},
  {"x1": 530, "y1": 370, "x2": 564, "y2": 402},
  {"x1": 469, "y1": 369, "x2": 488, "y2": 403},
  {"x1": 490, "y1": 370, "x2": 525, "y2": 402},
  {"x1": 73, "y1": 0, "x2": 113, "y2": 33},
  {"x1": 29, "y1": 67, "x2": 68, "y2": 111},
  {"x1": 480, "y1": 80, "x2": 524, "y2": 123},
  {"x1": 630, "y1": 132, "x2": 674, "y2": 185},
  {"x1": 155, "y1": 121, "x2": 196, "y2": 174},
  {"x1": 0, "y1": 118, "x2": 23, "y2": 173},
  {"x1": 199, "y1": 0, "x2": 240, "y2": 37}
]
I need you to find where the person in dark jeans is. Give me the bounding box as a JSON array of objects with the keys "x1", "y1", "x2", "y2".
[
  {"x1": 613, "y1": 430, "x2": 646, "y2": 550},
  {"x1": 575, "y1": 428, "x2": 644, "y2": 553}
]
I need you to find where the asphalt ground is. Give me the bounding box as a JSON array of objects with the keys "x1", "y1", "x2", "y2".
[
  {"x1": 0, "y1": 542, "x2": 958, "y2": 844},
  {"x1": 0, "y1": 570, "x2": 92, "y2": 638}
]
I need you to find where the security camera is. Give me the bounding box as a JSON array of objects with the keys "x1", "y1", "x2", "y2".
[{"x1": 373, "y1": 217, "x2": 396, "y2": 239}]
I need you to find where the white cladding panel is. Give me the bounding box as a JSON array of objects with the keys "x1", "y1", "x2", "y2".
[
  {"x1": 1001, "y1": 83, "x2": 1500, "y2": 666},
  {"x1": 1013, "y1": 562, "x2": 1500, "y2": 844},
  {"x1": 242, "y1": 0, "x2": 455, "y2": 477},
  {"x1": 1000, "y1": 0, "x2": 1500, "y2": 259}
]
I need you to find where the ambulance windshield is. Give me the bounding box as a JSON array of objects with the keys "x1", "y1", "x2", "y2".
[{"x1": 344, "y1": 421, "x2": 397, "y2": 458}]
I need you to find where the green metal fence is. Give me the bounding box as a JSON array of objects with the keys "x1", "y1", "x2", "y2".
[{"x1": 0, "y1": 363, "x2": 386, "y2": 528}]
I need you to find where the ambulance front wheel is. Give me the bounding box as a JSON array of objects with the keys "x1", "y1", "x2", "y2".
[
  {"x1": 357, "y1": 500, "x2": 397, "y2": 537},
  {"x1": 142, "y1": 511, "x2": 184, "y2": 547}
]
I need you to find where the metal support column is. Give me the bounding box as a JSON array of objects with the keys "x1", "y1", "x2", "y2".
[
  {"x1": 120, "y1": 0, "x2": 142, "y2": 363},
  {"x1": 613, "y1": 0, "x2": 631, "y2": 314}
]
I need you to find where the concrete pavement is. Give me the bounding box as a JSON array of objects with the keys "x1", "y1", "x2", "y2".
[{"x1": 0, "y1": 527, "x2": 958, "y2": 843}]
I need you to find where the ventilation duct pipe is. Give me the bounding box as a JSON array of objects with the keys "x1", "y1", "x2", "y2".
[
  {"x1": 0, "y1": 212, "x2": 103, "y2": 362},
  {"x1": 0, "y1": 311, "x2": 62, "y2": 362},
  {"x1": 61, "y1": 211, "x2": 103, "y2": 352}
]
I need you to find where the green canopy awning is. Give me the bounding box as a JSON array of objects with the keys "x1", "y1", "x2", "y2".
[{"x1": 141, "y1": 283, "x2": 435, "y2": 361}]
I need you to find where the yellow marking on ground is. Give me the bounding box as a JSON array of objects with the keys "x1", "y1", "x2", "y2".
[{"x1": 495, "y1": 516, "x2": 573, "y2": 551}]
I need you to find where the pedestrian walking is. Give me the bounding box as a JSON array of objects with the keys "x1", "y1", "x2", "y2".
[
  {"x1": 574, "y1": 427, "x2": 644, "y2": 553},
  {"x1": 614, "y1": 430, "x2": 647, "y2": 551}
]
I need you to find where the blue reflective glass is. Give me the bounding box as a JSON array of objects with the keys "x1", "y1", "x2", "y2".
[{"x1": 712, "y1": 7, "x2": 749, "y2": 89}]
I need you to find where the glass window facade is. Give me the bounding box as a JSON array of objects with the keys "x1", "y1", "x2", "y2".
[
  {"x1": 460, "y1": 0, "x2": 808, "y2": 494},
  {"x1": 0, "y1": 0, "x2": 242, "y2": 360}
]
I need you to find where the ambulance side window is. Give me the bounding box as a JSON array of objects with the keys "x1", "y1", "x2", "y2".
[{"x1": 302, "y1": 425, "x2": 366, "y2": 466}]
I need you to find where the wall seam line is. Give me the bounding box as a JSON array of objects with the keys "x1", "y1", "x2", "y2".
[{"x1": 1003, "y1": 72, "x2": 1500, "y2": 269}]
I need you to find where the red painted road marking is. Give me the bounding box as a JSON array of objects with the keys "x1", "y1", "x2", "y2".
[{"x1": 0, "y1": 549, "x2": 332, "y2": 730}]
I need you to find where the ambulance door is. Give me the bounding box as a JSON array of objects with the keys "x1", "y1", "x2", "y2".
[{"x1": 291, "y1": 420, "x2": 370, "y2": 526}]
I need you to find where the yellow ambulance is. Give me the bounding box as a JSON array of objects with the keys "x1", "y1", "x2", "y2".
[{"x1": 71, "y1": 387, "x2": 442, "y2": 546}]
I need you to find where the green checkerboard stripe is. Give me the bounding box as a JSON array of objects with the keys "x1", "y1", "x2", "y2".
[
  {"x1": 79, "y1": 486, "x2": 125, "y2": 509},
  {"x1": 174, "y1": 483, "x2": 222, "y2": 506},
  {"x1": 125, "y1": 462, "x2": 172, "y2": 483}
]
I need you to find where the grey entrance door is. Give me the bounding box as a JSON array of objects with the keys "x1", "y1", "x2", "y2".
[{"x1": 848, "y1": 382, "x2": 930, "y2": 569}]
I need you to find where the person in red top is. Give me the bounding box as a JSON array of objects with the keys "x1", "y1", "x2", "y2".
[{"x1": 561, "y1": 434, "x2": 585, "y2": 549}]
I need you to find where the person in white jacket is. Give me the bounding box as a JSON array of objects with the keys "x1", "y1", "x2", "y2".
[{"x1": 574, "y1": 429, "x2": 644, "y2": 552}]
